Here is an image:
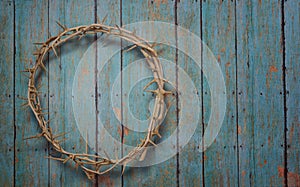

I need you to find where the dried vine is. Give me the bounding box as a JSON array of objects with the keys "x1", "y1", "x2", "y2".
[{"x1": 24, "y1": 22, "x2": 171, "y2": 180}]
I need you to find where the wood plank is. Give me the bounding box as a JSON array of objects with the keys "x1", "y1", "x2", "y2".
[
  {"x1": 0, "y1": 1, "x2": 14, "y2": 186},
  {"x1": 96, "y1": 1, "x2": 122, "y2": 186},
  {"x1": 285, "y1": 1, "x2": 300, "y2": 186},
  {"x1": 121, "y1": 0, "x2": 177, "y2": 186},
  {"x1": 48, "y1": 0, "x2": 96, "y2": 186},
  {"x1": 177, "y1": 1, "x2": 204, "y2": 186},
  {"x1": 236, "y1": 1, "x2": 255, "y2": 186},
  {"x1": 202, "y1": 1, "x2": 238, "y2": 186},
  {"x1": 237, "y1": 0, "x2": 285, "y2": 186},
  {"x1": 14, "y1": 0, "x2": 49, "y2": 186}
]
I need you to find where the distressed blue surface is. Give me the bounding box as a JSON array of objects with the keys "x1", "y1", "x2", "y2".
[{"x1": 0, "y1": 0, "x2": 299, "y2": 186}]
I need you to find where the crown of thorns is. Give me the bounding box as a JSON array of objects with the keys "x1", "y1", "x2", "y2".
[{"x1": 23, "y1": 21, "x2": 172, "y2": 181}]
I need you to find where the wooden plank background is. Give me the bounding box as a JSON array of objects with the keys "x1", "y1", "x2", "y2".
[{"x1": 0, "y1": 0, "x2": 299, "y2": 186}]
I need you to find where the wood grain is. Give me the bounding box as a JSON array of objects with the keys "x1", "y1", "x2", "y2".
[
  {"x1": 0, "y1": 0, "x2": 299, "y2": 186},
  {"x1": 15, "y1": 0, "x2": 49, "y2": 186},
  {"x1": 177, "y1": 1, "x2": 204, "y2": 186},
  {"x1": 285, "y1": 1, "x2": 300, "y2": 186},
  {"x1": 48, "y1": 0, "x2": 95, "y2": 186},
  {"x1": 237, "y1": 0, "x2": 285, "y2": 186},
  {"x1": 202, "y1": 1, "x2": 238, "y2": 186},
  {"x1": 122, "y1": 0, "x2": 177, "y2": 186},
  {"x1": 0, "y1": 1, "x2": 14, "y2": 186}
]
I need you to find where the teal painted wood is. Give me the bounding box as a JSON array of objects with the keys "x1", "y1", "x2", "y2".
[
  {"x1": 15, "y1": 0, "x2": 49, "y2": 186},
  {"x1": 122, "y1": 0, "x2": 177, "y2": 186},
  {"x1": 202, "y1": 1, "x2": 238, "y2": 186},
  {"x1": 48, "y1": 0, "x2": 96, "y2": 186},
  {"x1": 0, "y1": 1, "x2": 14, "y2": 186},
  {"x1": 285, "y1": 1, "x2": 300, "y2": 186},
  {"x1": 1, "y1": 0, "x2": 300, "y2": 186},
  {"x1": 236, "y1": 0, "x2": 255, "y2": 186},
  {"x1": 96, "y1": 0, "x2": 123, "y2": 186},
  {"x1": 237, "y1": 0, "x2": 285, "y2": 186},
  {"x1": 177, "y1": 1, "x2": 204, "y2": 186}
]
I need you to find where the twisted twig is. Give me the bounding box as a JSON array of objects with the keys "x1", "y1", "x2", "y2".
[{"x1": 24, "y1": 22, "x2": 171, "y2": 180}]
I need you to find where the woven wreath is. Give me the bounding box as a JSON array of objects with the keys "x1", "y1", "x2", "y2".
[{"x1": 23, "y1": 21, "x2": 172, "y2": 180}]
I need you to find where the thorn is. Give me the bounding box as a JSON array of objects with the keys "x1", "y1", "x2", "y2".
[
  {"x1": 78, "y1": 34, "x2": 84, "y2": 40},
  {"x1": 150, "y1": 42, "x2": 160, "y2": 48},
  {"x1": 139, "y1": 149, "x2": 147, "y2": 161},
  {"x1": 125, "y1": 44, "x2": 137, "y2": 52},
  {"x1": 153, "y1": 126, "x2": 162, "y2": 138},
  {"x1": 56, "y1": 20, "x2": 67, "y2": 30},
  {"x1": 83, "y1": 170, "x2": 95, "y2": 180},
  {"x1": 148, "y1": 139, "x2": 157, "y2": 147},
  {"x1": 33, "y1": 42, "x2": 44, "y2": 45},
  {"x1": 18, "y1": 96, "x2": 28, "y2": 100},
  {"x1": 122, "y1": 162, "x2": 127, "y2": 175},
  {"x1": 63, "y1": 156, "x2": 71, "y2": 164},
  {"x1": 145, "y1": 89, "x2": 157, "y2": 94},
  {"x1": 33, "y1": 52, "x2": 40, "y2": 56},
  {"x1": 51, "y1": 45, "x2": 58, "y2": 57},
  {"x1": 57, "y1": 137, "x2": 68, "y2": 143},
  {"x1": 143, "y1": 79, "x2": 157, "y2": 91},
  {"x1": 23, "y1": 132, "x2": 44, "y2": 140},
  {"x1": 115, "y1": 25, "x2": 121, "y2": 32},
  {"x1": 162, "y1": 89, "x2": 173, "y2": 95},
  {"x1": 53, "y1": 131, "x2": 70, "y2": 140},
  {"x1": 39, "y1": 61, "x2": 48, "y2": 72},
  {"x1": 20, "y1": 102, "x2": 29, "y2": 108},
  {"x1": 101, "y1": 14, "x2": 108, "y2": 24}
]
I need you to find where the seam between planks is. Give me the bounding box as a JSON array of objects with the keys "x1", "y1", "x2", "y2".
[
  {"x1": 13, "y1": 0, "x2": 16, "y2": 186},
  {"x1": 174, "y1": 1, "x2": 180, "y2": 187},
  {"x1": 280, "y1": 0, "x2": 288, "y2": 186},
  {"x1": 120, "y1": 1, "x2": 124, "y2": 186},
  {"x1": 47, "y1": 0, "x2": 50, "y2": 186},
  {"x1": 94, "y1": 0, "x2": 99, "y2": 186},
  {"x1": 234, "y1": 0, "x2": 240, "y2": 186},
  {"x1": 200, "y1": 1, "x2": 205, "y2": 187}
]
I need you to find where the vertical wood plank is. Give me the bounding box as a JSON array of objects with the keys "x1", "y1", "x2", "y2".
[
  {"x1": 237, "y1": 0, "x2": 285, "y2": 186},
  {"x1": 122, "y1": 0, "x2": 177, "y2": 186},
  {"x1": 285, "y1": 1, "x2": 300, "y2": 186},
  {"x1": 15, "y1": 0, "x2": 49, "y2": 186},
  {"x1": 48, "y1": 0, "x2": 95, "y2": 186},
  {"x1": 202, "y1": 1, "x2": 238, "y2": 186},
  {"x1": 177, "y1": 1, "x2": 204, "y2": 186},
  {"x1": 96, "y1": 0, "x2": 122, "y2": 186},
  {"x1": 236, "y1": 0, "x2": 255, "y2": 186},
  {"x1": 0, "y1": 1, "x2": 14, "y2": 186}
]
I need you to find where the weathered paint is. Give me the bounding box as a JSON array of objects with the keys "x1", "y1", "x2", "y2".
[
  {"x1": 237, "y1": 0, "x2": 285, "y2": 186},
  {"x1": 122, "y1": 0, "x2": 177, "y2": 186},
  {"x1": 285, "y1": 1, "x2": 300, "y2": 186},
  {"x1": 0, "y1": 0, "x2": 299, "y2": 186},
  {"x1": 0, "y1": 1, "x2": 14, "y2": 186},
  {"x1": 15, "y1": 0, "x2": 49, "y2": 186},
  {"x1": 202, "y1": 1, "x2": 238, "y2": 186},
  {"x1": 177, "y1": 1, "x2": 204, "y2": 186}
]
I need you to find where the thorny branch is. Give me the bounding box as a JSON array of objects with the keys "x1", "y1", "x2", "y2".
[{"x1": 25, "y1": 22, "x2": 172, "y2": 180}]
